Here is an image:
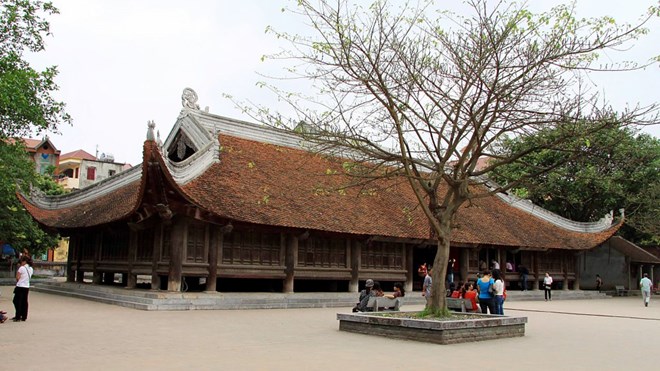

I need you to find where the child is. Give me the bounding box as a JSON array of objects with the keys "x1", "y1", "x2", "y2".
[{"x1": 384, "y1": 282, "x2": 405, "y2": 299}]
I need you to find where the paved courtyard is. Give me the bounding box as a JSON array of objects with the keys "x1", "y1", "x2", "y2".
[{"x1": 1, "y1": 286, "x2": 658, "y2": 371}]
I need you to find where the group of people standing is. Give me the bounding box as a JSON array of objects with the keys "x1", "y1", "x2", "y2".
[
  {"x1": 424, "y1": 265, "x2": 507, "y2": 315},
  {"x1": 475, "y1": 270, "x2": 506, "y2": 315},
  {"x1": 1, "y1": 253, "x2": 33, "y2": 323},
  {"x1": 421, "y1": 262, "x2": 560, "y2": 315}
]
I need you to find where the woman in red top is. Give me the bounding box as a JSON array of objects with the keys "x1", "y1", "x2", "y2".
[
  {"x1": 461, "y1": 282, "x2": 479, "y2": 312},
  {"x1": 450, "y1": 281, "x2": 463, "y2": 298}
]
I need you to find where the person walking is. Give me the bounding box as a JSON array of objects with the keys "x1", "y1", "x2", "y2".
[
  {"x1": 12, "y1": 255, "x2": 33, "y2": 322},
  {"x1": 640, "y1": 273, "x2": 653, "y2": 307},
  {"x1": 543, "y1": 272, "x2": 553, "y2": 301},
  {"x1": 595, "y1": 274, "x2": 603, "y2": 292}
]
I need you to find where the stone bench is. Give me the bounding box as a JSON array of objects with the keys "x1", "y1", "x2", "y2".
[
  {"x1": 365, "y1": 296, "x2": 401, "y2": 312},
  {"x1": 615, "y1": 285, "x2": 630, "y2": 296},
  {"x1": 446, "y1": 297, "x2": 476, "y2": 312}
]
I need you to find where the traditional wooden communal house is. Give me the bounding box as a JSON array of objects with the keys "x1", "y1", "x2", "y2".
[{"x1": 19, "y1": 89, "x2": 622, "y2": 294}]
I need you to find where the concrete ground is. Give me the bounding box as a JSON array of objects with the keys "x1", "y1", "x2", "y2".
[{"x1": 1, "y1": 286, "x2": 658, "y2": 371}]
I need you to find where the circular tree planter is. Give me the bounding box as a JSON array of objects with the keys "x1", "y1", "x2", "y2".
[{"x1": 337, "y1": 311, "x2": 527, "y2": 344}]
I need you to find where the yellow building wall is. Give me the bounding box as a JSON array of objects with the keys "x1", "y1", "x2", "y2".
[{"x1": 54, "y1": 237, "x2": 69, "y2": 262}]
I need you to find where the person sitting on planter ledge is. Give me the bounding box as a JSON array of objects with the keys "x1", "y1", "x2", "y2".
[{"x1": 353, "y1": 279, "x2": 375, "y2": 312}]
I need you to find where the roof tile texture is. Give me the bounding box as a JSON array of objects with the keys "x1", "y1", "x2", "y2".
[
  {"x1": 20, "y1": 135, "x2": 618, "y2": 249},
  {"x1": 181, "y1": 135, "x2": 618, "y2": 250}
]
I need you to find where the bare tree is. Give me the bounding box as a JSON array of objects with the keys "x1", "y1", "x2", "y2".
[{"x1": 234, "y1": 0, "x2": 659, "y2": 314}]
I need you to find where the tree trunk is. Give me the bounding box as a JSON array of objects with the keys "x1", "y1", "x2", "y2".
[{"x1": 428, "y1": 218, "x2": 452, "y2": 312}]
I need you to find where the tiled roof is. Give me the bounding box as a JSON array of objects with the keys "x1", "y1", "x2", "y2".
[
  {"x1": 180, "y1": 135, "x2": 619, "y2": 250},
  {"x1": 19, "y1": 181, "x2": 142, "y2": 228},
  {"x1": 60, "y1": 149, "x2": 96, "y2": 161},
  {"x1": 19, "y1": 134, "x2": 620, "y2": 250},
  {"x1": 21, "y1": 138, "x2": 42, "y2": 149},
  {"x1": 18, "y1": 142, "x2": 156, "y2": 229},
  {"x1": 609, "y1": 236, "x2": 660, "y2": 264}
]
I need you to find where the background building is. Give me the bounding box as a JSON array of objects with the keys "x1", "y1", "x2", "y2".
[{"x1": 57, "y1": 150, "x2": 131, "y2": 190}]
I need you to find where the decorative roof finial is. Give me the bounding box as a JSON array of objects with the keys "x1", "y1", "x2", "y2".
[
  {"x1": 156, "y1": 130, "x2": 163, "y2": 147},
  {"x1": 147, "y1": 120, "x2": 156, "y2": 141},
  {"x1": 182, "y1": 87, "x2": 200, "y2": 110}
]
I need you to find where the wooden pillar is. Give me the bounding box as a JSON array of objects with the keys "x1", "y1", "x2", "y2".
[
  {"x1": 627, "y1": 258, "x2": 631, "y2": 290},
  {"x1": 573, "y1": 252, "x2": 582, "y2": 290},
  {"x1": 562, "y1": 252, "x2": 569, "y2": 291},
  {"x1": 126, "y1": 228, "x2": 138, "y2": 289},
  {"x1": 284, "y1": 234, "x2": 298, "y2": 293},
  {"x1": 92, "y1": 233, "x2": 102, "y2": 284},
  {"x1": 405, "y1": 244, "x2": 413, "y2": 294},
  {"x1": 460, "y1": 248, "x2": 469, "y2": 285},
  {"x1": 207, "y1": 224, "x2": 231, "y2": 292},
  {"x1": 167, "y1": 218, "x2": 186, "y2": 292},
  {"x1": 532, "y1": 251, "x2": 539, "y2": 290},
  {"x1": 66, "y1": 236, "x2": 76, "y2": 283},
  {"x1": 76, "y1": 235, "x2": 85, "y2": 283},
  {"x1": 350, "y1": 240, "x2": 362, "y2": 293},
  {"x1": 651, "y1": 265, "x2": 655, "y2": 287},
  {"x1": 75, "y1": 234, "x2": 84, "y2": 282},
  {"x1": 205, "y1": 226, "x2": 218, "y2": 292},
  {"x1": 151, "y1": 225, "x2": 162, "y2": 290}
]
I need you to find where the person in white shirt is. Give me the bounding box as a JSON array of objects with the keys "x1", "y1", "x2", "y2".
[
  {"x1": 640, "y1": 273, "x2": 653, "y2": 307},
  {"x1": 492, "y1": 269, "x2": 505, "y2": 315},
  {"x1": 543, "y1": 272, "x2": 553, "y2": 301},
  {"x1": 12, "y1": 255, "x2": 33, "y2": 322},
  {"x1": 491, "y1": 259, "x2": 500, "y2": 271}
]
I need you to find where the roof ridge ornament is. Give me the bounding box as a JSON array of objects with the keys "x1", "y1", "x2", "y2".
[
  {"x1": 146, "y1": 120, "x2": 156, "y2": 141},
  {"x1": 182, "y1": 87, "x2": 200, "y2": 110}
]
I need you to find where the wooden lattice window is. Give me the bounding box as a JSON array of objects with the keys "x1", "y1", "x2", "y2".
[
  {"x1": 136, "y1": 228, "x2": 154, "y2": 262},
  {"x1": 298, "y1": 237, "x2": 347, "y2": 268},
  {"x1": 100, "y1": 227, "x2": 128, "y2": 260},
  {"x1": 80, "y1": 233, "x2": 96, "y2": 260},
  {"x1": 161, "y1": 225, "x2": 171, "y2": 262},
  {"x1": 361, "y1": 241, "x2": 403, "y2": 270},
  {"x1": 186, "y1": 224, "x2": 207, "y2": 263},
  {"x1": 537, "y1": 251, "x2": 563, "y2": 273},
  {"x1": 222, "y1": 230, "x2": 281, "y2": 266}
]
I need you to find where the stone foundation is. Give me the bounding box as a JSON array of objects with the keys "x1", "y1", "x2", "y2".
[{"x1": 337, "y1": 312, "x2": 527, "y2": 344}]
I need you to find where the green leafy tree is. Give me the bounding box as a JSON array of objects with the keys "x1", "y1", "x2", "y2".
[
  {"x1": 0, "y1": 0, "x2": 69, "y2": 256},
  {"x1": 0, "y1": 141, "x2": 63, "y2": 256},
  {"x1": 1, "y1": 0, "x2": 71, "y2": 138},
  {"x1": 235, "y1": 0, "x2": 659, "y2": 314},
  {"x1": 491, "y1": 126, "x2": 660, "y2": 246}
]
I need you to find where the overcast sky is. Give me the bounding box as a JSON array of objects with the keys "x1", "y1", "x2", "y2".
[{"x1": 28, "y1": 0, "x2": 660, "y2": 165}]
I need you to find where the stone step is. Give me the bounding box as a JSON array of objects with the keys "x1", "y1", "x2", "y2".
[{"x1": 32, "y1": 282, "x2": 610, "y2": 311}]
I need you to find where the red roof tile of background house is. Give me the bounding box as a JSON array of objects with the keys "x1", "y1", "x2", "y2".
[
  {"x1": 21, "y1": 138, "x2": 42, "y2": 149},
  {"x1": 60, "y1": 149, "x2": 96, "y2": 161}
]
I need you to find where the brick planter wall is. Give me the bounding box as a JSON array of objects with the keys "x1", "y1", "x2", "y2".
[{"x1": 337, "y1": 312, "x2": 527, "y2": 344}]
